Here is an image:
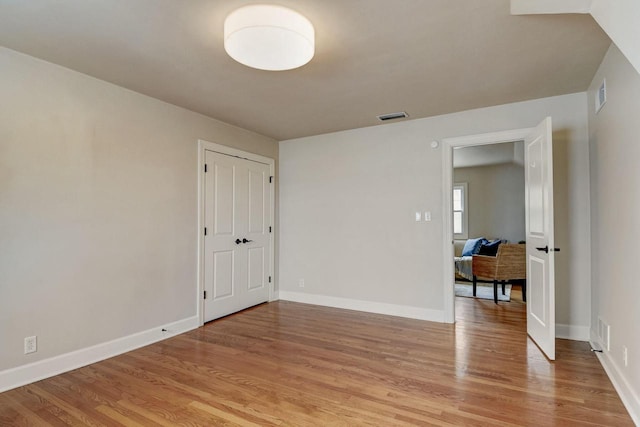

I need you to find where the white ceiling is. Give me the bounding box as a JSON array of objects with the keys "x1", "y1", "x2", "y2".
[
  {"x1": 0, "y1": 0, "x2": 610, "y2": 140},
  {"x1": 454, "y1": 142, "x2": 524, "y2": 168}
]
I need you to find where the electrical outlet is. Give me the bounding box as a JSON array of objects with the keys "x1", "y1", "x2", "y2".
[
  {"x1": 24, "y1": 336, "x2": 37, "y2": 354},
  {"x1": 298, "y1": 279, "x2": 305, "y2": 288},
  {"x1": 623, "y1": 346, "x2": 628, "y2": 367}
]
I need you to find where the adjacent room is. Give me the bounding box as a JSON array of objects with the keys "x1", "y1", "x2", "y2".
[
  {"x1": 452, "y1": 142, "x2": 526, "y2": 305},
  {"x1": 1, "y1": 0, "x2": 639, "y2": 425}
]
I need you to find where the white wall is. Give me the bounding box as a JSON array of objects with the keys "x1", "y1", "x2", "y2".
[
  {"x1": 0, "y1": 48, "x2": 277, "y2": 372},
  {"x1": 279, "y1": 92, "x2": 591, "y2": 334},
  {"x1": 454, "y1": 163, "x2": 525, "y2": 243},
  {"x1": 510, "y1": 0, "x2": 640, "y2": 75},
  {"x1": 591, "y1": 0, "x2": 640, "y2": 76},
  {"x1": 588, "y1": 43, "x2": 640, "y2": 422}
]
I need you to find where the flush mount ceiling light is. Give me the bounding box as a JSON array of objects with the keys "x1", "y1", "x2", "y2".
[{"x1": 224, "y1": 5, "x2": 315, "y2": 71}]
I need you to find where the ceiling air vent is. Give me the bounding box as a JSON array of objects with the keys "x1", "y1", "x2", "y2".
[{"x1": 377, "y1": 111, "x2": 409, "y2": 121}]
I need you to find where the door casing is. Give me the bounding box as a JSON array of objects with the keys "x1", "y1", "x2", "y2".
[
  {"x1": 441, "y1": 127, "x2": 533, "y2": 324},
  {"x1": 197, "y1": 139, "x2": 275, "y2": 326}
]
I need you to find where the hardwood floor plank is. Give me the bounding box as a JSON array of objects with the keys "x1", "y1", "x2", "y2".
[
  {"x1": 94, "y1": 405, "x2": 147, "y2": 427},
  {"x1": 114, "y1": 399, "x2": 183, "y2": 427},
  {"x1": 188, "y1": 401, "x2": 264, "y2": 427},
  {"x1": 0, "y1": 299, "x2": 633, "y2": 426},
  {"x1": 28, "y1": 384, "x2": 108, "y2": 427},
  {"x1": 1, "y1": 394, "x2": 52, "y2": 426}
]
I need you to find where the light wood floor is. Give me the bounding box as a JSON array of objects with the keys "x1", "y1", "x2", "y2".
[{"x1": 0, "y1": 296, "x2": 632, "y2": 426}]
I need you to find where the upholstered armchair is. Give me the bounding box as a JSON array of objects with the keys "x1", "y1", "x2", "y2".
[{"x1": 472, "y1": 244, "x2": 526, "y2": 303}]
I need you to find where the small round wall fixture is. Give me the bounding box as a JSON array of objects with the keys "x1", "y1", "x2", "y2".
[{"x1": 224, "y1": 5, "x2": 315, "y2": 71}]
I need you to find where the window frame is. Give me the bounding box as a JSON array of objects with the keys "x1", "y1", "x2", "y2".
[{"x1": 453, "y1": 182, "x2": 468, "y2": 240}]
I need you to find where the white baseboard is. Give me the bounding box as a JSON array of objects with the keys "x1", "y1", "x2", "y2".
[
  {"x1": 555, "y1": 323, "x2": 590, "y2": 341},
  {"x1": 0, "y1": 315, "x2": 200, "y2": 393},
  {"x1": 590, "y1": 330, "x2": 640, "y2": 425},
  {"x1": 277, "y1": 291, "x2": 445, "y2": 323}
]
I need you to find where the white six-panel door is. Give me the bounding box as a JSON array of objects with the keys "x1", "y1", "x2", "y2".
[
  {"x1": 203, "y1": 150, "x2": 271, "y2": 322},
  {"x1": 525, "y1": 117, "x2": 556, "y2": 360}
]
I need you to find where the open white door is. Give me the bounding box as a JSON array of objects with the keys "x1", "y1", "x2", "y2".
[{"x1": 524, "y1": 117, "x2": 556, "y2": 360}]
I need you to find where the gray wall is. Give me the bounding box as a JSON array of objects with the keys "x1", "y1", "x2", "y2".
[
  {"x1": 0, "y1": 48, "x2": 277, "y2": 371},
  {"x1": 588, "y1": 43, "x2": 640, "y2": 411},
  {"x1": 279, "y1": 92, "x2": 592, "y2": 333},
  {"x1": 454, "y1": 162, "x2": 525, "y2": 243}
]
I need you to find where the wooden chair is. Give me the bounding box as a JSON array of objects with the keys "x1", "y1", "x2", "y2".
[{"x1": 472, "y1": 244, "x2": 526, "y2": 303}]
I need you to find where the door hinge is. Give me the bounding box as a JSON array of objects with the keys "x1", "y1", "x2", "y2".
[
  {"x1": 204, "y1": 164, "x2": 208, "y2": 173},
  {"x1": 269, "y1": 226, "x2": 272, "y2": 233},
  {"x1": 269, "y1": 176, "x2": 273, "y2": 183},
  {"x1": 268, "y1": 276, "x2": 272, "y2": 283},
  {"x1": 204, "y1": 227, "x2": 207, "y2": 236},
  {"x1": 204, "y1": 290, "x2": 207, "y2": 299}
]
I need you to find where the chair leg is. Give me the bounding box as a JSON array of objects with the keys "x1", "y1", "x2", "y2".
[
  {"x1": 502, "y1": 281, "x2": 506, "y2": 295},
  {"x1": 473, "y1": 275, "x2": 477, "y2": 297},
  {"x1": 522, "y1": 280, "x2": 527, "y2": 302},
  {"x1": 493, "y1": 280, "x2": 498, "y2": 304}
]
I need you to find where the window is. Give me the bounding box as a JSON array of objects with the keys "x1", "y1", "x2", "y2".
[{"x1": 453, "y1": 183, "x2": 468, "y2": 239}]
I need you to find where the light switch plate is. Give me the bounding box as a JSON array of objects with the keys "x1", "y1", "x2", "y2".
[
  {"x1": 424, "y1": 211, "x2": 432, "y2": 221},
  {"x1": 415, "y1": 212, "x2": 422, "y2": 222}
]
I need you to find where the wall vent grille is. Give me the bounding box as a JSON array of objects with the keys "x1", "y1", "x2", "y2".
[
  {"x1": 598, "y1": 317, "x2": 610, "y2": 351},
  {"x1": 595, "y1": 79, "x2": 606, "y2": 113}
]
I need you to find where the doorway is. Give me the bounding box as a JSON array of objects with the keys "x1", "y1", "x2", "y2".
[
  {"x1": 441, "y1": 120, "x2": 557, "y2": 360},
  {"x1": 452, "y1": 141, "x2": 526, "y2": 308}
]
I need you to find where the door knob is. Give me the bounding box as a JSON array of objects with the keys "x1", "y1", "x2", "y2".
[
  {"x1": 536, "y1": 246, "x2": 560, "y2": 253},
  {"x1": 235, "y1": 238, "x2": 242, "y2": 245},
  {"x1": 242, "y1": 238, "x2": 253, "y2": 244}
]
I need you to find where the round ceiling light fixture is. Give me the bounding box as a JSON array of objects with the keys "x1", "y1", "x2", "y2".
[{"x1": 224, "y1": 5, "x2": 315, "y2": 71}]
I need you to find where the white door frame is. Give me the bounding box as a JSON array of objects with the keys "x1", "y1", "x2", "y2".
[
  {"x1": 197, "y1": 139, "x2": 276, "y2": 326},
  {"x1": 441, "y1": 127, "x2": 533, "y2": 323}
]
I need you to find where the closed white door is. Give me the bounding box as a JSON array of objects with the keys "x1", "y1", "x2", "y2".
[
  {"x1": 203, "y1": 150, "x2": 271, "y2": 322},
  {"x1": 525, "y1": 117, "x2": 556, "y2": 360}
]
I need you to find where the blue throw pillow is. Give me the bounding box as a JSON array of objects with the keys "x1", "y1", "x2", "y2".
[
  {"x1": 478, "y1": 239, "x2": 501, "y2": 256},
  {"x1": 462, "y1": 237, "x2": 487, "y2": 256}
]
